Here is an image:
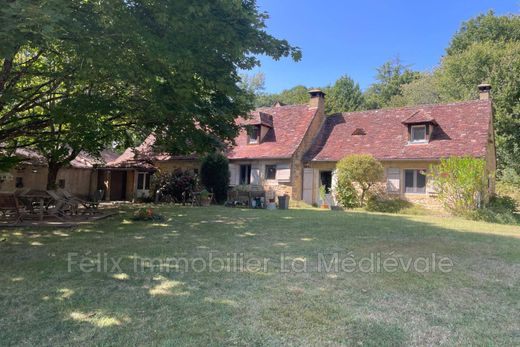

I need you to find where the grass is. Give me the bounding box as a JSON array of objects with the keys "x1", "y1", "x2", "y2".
[{"x1": 1, "y1": 205, "x2": 519, "y2": 346}]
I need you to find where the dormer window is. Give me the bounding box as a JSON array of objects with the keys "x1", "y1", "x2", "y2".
[
  {"x1": 410, "y1": 125, "x2": 427, "y2": 143},
  {"x1": 402, "y1": 110, "x2": 437, "y2": 145},
  {"x1": 247, "y1": 126, "x2": 260, "y2": 144}
]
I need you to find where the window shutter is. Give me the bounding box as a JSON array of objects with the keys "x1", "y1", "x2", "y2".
[
  {"x1": 386, "y1": 168, "x2": 400, "y2": 193},
  {"x1": 229, "y1": 164, "x2": 239, "y2": 186},
  {"x1": 276, "y1": 164, "x2": 291, "y2": 182},
  {"x1": 251, "y1": 167, "x2": 261, "y2": 185}
]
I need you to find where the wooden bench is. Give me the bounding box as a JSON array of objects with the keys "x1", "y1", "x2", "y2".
[{"x1": 0, "y1": 193, "x2": 25, "y2": 223}]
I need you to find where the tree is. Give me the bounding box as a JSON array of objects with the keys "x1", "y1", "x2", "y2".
[
  {"x1": 434, "y1": 41, "x2": 520, "y2": 176},
  {"x1": 400, "y1": 73, "x2": 442, "y2": 106},
  {"x1": 200, "y1": 153, "x2": 230, "y2": 204},
  {"x1": 239, "y1": 72, "x2": 266, "y2": 95},
  {"x1": 255, "y1": 85, "x2": 310, "y2": 107},
  {"x1": 438, "y1": 11, "x2": 520, "y2": 179},
  {"x1": 335, "y1": 154, "x2": 384, "y2": 206},
  {"x1": 447, "y1": 11, "x2": 520, "y2": 55},
  {"x1": 1, "y1": 0, "x2": 301, "y2": 185},
  {"x1": 363, "y1": 58, "x2": 420, "y2": 109},
  {"x1": 324, "y1": 75, "x2": 364, "y2": 114}
]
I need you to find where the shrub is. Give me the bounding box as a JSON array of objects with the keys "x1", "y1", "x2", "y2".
[
  {"x1": 131, "y1": 208, "x2": 164, "y2": 221},
  {"x1": 200, "y1": 153, "x2": 229, "y2": 204},
  {"x1": 365, "y1": 195, "x2": 412, "y2": 213},
  {"x1": 334, "y1": 180, "x2": 359, "y2": 208},
  {"x1": 487, "y1": 195, "x2": 517, "y2": 213},
  {"x1": 151, "y1": 169, "x2": 197, "y2": 202},
  {"x1": 335, "y1": 154, "x2": 384, "y2": 206},
  {"x1": 499, "y1": 167, "x2": 520, "y2": 187},
  {"x1": 467, "y1": 208, "x2": 518, "y2": 225},
  {"x1": 496, "y1": 181, "x2": 520, "y2": 208},
  {"x1": 429, "y1": 157, "x2": 489, "y2": 216}
]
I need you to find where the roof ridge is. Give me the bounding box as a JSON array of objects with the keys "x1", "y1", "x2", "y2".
[
  {"x1": 334, "y1": 99, "x2": 490, "y2": 117},
  {"x1": 256, "y1": 103, "x2": 308, "y2": 110}
]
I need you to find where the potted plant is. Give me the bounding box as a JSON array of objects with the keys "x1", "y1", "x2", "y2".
[
  {"x1": 319, "y1": 185, "x2": 329, "y2": 209},
  {"x1": 199, "y1": 189, "x2": 211, "y2": 206}
]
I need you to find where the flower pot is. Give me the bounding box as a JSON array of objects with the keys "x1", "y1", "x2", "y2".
[
  {"x1": 200, "y1": 197, "x2": 211, "y2": 206},
  {"x1": 321, "y1": 204, "x2": 329, "y2": 209}
]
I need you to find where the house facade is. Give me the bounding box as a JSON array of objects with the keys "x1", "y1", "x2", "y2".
[
  {"x1": 0, "y1": 149, "x2": 119, "y2": 198},
  {"x1": 302, "y1": 85, "x2": 495, "y2": 205},
  {"x1": 109, "y1": 90, "x2": 327, "y2": 201},
  {"x1": 110, "y1": 84, "x2": 495, "y2": 206},
  {"x1": 226, "y1": 89, "x2": 327, "y2": 199},
  {"x1": 2, "y1": 85, "x2": 494, "y2": 206}
]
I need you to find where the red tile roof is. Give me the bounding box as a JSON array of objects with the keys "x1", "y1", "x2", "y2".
[
  {"x1": 241, "y1": 111, "x2": 274, "y2": 128},
  {"x1": 11, "y1": 148, "x2": 119, "y2": 168},
  {"x1": 71, "y1": 150, "x2": 120, "y2": 168},
  {"x1": 401, "y1": 109, "x2": 437, "y2": 125},
  {"x1": 227, "y1": 104, "x2": 318, "y2": 159},
  {"x1": 106, "y1": 135, "x2": 156, "y2": 168},
  {"x1": 305, "y1": 100, "x2": 492, "y2": 162},
  {"x1": 107, "y1": 134, "x2": 197, "y2": 168}
]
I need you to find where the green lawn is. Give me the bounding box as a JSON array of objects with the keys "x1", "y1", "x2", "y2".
[{"x1": 1, "y1": 206, "x2": 519, "y2": 346}]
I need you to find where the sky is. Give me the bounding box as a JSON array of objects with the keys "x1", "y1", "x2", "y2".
[{"x1": 252, "y1": 0, "x2": 520, "y2": 93}]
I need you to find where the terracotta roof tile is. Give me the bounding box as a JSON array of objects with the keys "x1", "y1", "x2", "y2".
[
  {"x1": 11, "y1": 148, "x2": 119, "y2": 168},
  {"x1": 401, "y1": 109, "x2": 437, "y2": 125},
  {"x1": 227, "y1": 104, "x2": 317, "y2": 159},
  {"x1": 107, "y1": 134, "x2": 197, "y2": 168},
  {"x1": 305, "y1": 100, "x2": 492, "y2": 162},
  {"x1": 241, "y1": 111, "x2": 274, "y2": 128}
]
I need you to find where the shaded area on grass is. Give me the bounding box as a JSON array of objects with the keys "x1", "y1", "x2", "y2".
[{"x1": 0, "y1": 206, "x2": 519, "y2": 346}]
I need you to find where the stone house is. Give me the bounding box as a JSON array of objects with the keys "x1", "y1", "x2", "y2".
[
  {"x1": 110, "y1": 90, "x2": 328, "y2": 201},
  {"x1": 111, "y1": 84, "x2": 495, "y2": 206},
  {"x1": 226, "y1": 89, "x2": 327, "y2": 199},
  {"x1": 0, "y1": 149, "x2": 119, "y2": 198},
  {"x1": 302, "y1": 85, "x2": 495, "y2": 205}
]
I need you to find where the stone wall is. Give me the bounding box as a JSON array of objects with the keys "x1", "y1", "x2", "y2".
[
  {"x1": 1, "y1": 165, "x2": 95, "y2": 197},
  {"x1": 290, "y1": 96, "x2": 326, "y2": 200},
  {"x1": 305, "y1": 160, "x2": 445, "y2": 208}
]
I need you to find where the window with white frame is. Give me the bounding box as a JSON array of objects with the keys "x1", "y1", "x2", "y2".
[
  {"x1": 137, "y1": 172, "x2": 151, "y2": 190},
  {"x1": 404, "y1": 169, "x2": 426, "y2": 194},
  {"x1": 410, "y1": 125, "x2": 427, "y2": 143},
  {"x1": 247, "y1": 126, "x2": 260, "y2": 144},
  {"x1": 265, "y1": 165, "x2": 276, "y2": 180}
]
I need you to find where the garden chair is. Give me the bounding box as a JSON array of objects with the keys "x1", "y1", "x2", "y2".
[
  {"x1": 0, "y1": 193, "x2": 27, "y2": 223},
  {"x1": 59, "y1": 189, "x2": 102, "y2": 214},
  {"x1": 47, "y1": 190, "x2": 78, "y2": 216}
]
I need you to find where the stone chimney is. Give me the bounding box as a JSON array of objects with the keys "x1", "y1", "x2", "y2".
[
  {"x1": 308, "y1": 88, "x2": 326, "y2": 109},
  {"x1": 478, "y1": 83, "x2": 491, "y2": 100}
]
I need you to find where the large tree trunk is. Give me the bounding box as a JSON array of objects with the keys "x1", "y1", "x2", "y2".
[{"x1": 47, "y1": 162, "x2": 62, "y2": 190}]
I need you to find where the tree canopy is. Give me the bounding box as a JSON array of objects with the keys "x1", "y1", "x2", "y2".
[
  {"x1": 255, "y1": 85, "x2": 310, "y2": 107},
  {"x1": 324, "y1": 75, "x2": 364, "y2": 114},
  {"x1": 363, "y1": 58, "x2": 420, "y2": 109},
  {"x1": 1, "y1": 0, "x2": 300, "y2": 184},
  {"x1": 446, "y1": 11, "x2": 520, "y2": 55}
]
